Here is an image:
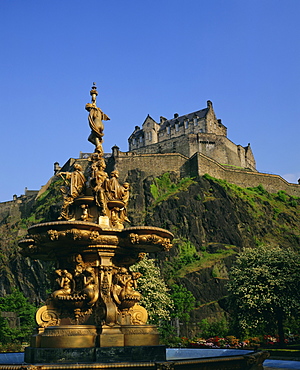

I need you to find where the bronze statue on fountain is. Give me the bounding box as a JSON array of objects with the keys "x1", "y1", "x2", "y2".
[{"x1": 19, "y1": 84, "x2": 173, "y2": 363}]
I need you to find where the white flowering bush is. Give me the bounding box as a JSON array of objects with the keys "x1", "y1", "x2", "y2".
[
  {"x1": 130, "y1": 255, "x2": 174, "y2": 324},
  {"x1": 227, "y1": 246, "x2": 300, "y2": 343}
]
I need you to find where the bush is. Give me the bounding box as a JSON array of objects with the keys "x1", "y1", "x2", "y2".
[
  {"x1": 197, "y1": 318, "x2": 229, "y2": 338},
  {"x1": 0, "y1": 289, "x2": 36, "y2": 344}
]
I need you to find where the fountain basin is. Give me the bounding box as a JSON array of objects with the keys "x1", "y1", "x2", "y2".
[{"x1": 0, "y1": 348, "x2": 269, "y2": 369}]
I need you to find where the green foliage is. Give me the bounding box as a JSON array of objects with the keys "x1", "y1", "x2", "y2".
[
  {"x1": 163, "y1": 239, "x2": 236, "y2": 284},
  {"x1": 198, "y1": 318, "x2": 229, "y2": 338},
  {"x1": 0, "y1": 289, "x2": 36, "y2": 344},
  {"x1": 33, "y1": 178, "x2": 64, "y2": 222},
  {"x1": 150, "y1": 172, "x2": 195, "y2": 206},
  {"x1": 175, "y1": 238, "x2": 201, "y2": 267},
  {"x1": 277, "y1": 190, "x2": 288, "y2": 202},
  {"x1": 162, "y1": 239, "x2": 201, "y2": 282},
  {"x1": 211, "y1": 261, "x2": 228, "y2": 279},
  {"x1": 203, "y1": 174, "x2": 300, "y2": 249},
  {"x1": 253, "y1": 184, "x2": 269, "y2": 196},
  {"x1": 227, "y1": 246, "x2": 300, "y2": 342},
  {"x1": 155, "y1": 322, "x2": 180, "y2": 347},
  {"x1": 17, "y1": 178, "x2": 64, "y2": 230},
  {"x1": 170, "y1": 284, "x2": 195, "y2": 322},
  {"x1": 130, "y1": 255, "x2": 174, "y2": 324}
]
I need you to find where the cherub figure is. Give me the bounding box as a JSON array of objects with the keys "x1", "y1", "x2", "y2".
[{"x1": 52, "y1": 269, "x2": 74, "y2": 299}]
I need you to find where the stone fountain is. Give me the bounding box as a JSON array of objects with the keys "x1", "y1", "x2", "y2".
[{"x1": 12, "y1": 84, "x2": 269, "y2": 370}]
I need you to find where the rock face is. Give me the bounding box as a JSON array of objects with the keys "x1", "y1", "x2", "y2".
[
  {"x1": 0, "y1": 170, "x2": 299, "y2": 327},
  {"x1": 125, "y1": 170, "x2": 300, "y2": 323},
  {"x1": 0, "y1": 195, "x2": 50, "y2": 304}
]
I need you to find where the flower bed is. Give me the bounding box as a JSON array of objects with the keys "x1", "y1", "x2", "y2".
[{"x1": 185, "y1": 335, "x2": 260, "y2": 349}]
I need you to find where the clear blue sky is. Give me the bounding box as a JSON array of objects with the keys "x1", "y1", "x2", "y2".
[{"x1": 1, "y1": 0, "x2": 300, "y2": 202}]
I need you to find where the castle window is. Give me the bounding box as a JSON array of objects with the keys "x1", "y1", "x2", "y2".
[
  {"x1": 185, "y1": 120, "x2": 188, "y2": 129},
  {"x1": 175, "y1": 123, "x2": 179, "y2": 132},
  {"x1": 132, "y1": 138, "x2": 136, "y2": 145},
  {"x1": 139, "y1": 136, "x2": 143, "y2": 143},
  {"x1": 167, "y1": 126, "x2": 170, "y2": 134},
  {"x1": 149, "y1": 131, "x2": 152, "y2": 141},
  {"x1": 194, "y1": 118, "x2": 198, "y2": 125}
]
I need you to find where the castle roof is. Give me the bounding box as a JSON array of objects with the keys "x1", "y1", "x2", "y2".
[
  {"x1": 159, "y1": 108, "x2": 209, "y2": 130},
  {"x1": 129, "y1": 127, "x2": 144, "y2": 139},
  {"x1": 130, "y1": 106, "x2": 211, "y2": 139},
  {"x1": 142, "y1": 114, "x2": 156, "y2": 126}
]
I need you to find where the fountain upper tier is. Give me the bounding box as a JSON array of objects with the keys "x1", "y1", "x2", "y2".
[{"x1": 20, "y1": 221, "x2": 173, "y2": 261}]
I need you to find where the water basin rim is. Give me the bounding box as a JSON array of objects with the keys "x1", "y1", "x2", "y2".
[{"x1": 28, "y1": 222, "x2": 174, "y2": 238}]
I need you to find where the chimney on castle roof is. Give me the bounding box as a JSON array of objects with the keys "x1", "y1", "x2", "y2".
[
  {"x1": 174, "y1": 113, "x2": 179, "y2": 118},
  {"x1": 207, "y1": 100, "x2": 213, "y2": 108},
  {"x1": 160, "y1": 116, "x2": 167, "y2": 124}
]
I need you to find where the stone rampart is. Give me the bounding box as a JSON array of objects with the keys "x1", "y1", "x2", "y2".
[
  {"x1": 192, "y1": 153, "x2": 300, "y2": 197},
  {"x1": 112, "y1": 152, "x2": 189, "y2": 182},
  {"x1": 111, "y1": 150, "x2": 300, "y2": 197}
]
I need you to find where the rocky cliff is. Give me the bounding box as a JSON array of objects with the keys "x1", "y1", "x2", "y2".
[
  {"x1": 126, "y1": 170, "x2": 300, "y2": 323},
  {"x1": 0, "y1": 171, "x2": 299, "y2": 325}
]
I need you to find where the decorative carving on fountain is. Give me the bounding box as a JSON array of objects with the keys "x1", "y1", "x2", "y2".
[
  {"x1": 35, "y1": 305, "x2": 60, "y2": 328},
  {"x1": 89, "y1": 153, "x2": 109, "y2": 217},
  {"x1": 58, "y1": 164, "x2": 86, "y2": 221},
  {"x1": 112, "y1": 267, "x2": 141, "y2": 309},
  {"x1": 129, "y1": 232, "x2": 173, "y2": 251}
]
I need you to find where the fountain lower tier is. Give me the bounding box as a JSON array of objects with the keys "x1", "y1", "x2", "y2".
[{"x1": 19, "y1": 221, "x2": 173, "y2": 362}]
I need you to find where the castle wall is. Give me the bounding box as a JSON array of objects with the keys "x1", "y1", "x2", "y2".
[
  {"x1": 111, "y1": 152, "x2": 189, "y2": 183},
  {"x1": 129, "y1": 135, "x2": 192, "y2": 157},
  {"x1": 129, "y1": 133, "x2": 256, "y2": 171},
  {"x1": 196, "y1": 135, "x2": 241, "y2": 168},
  {"x1": 192, "y1": 153, "x2": 300, "y2": 197},
  {"x1": 110, "y1": 150, "x2": 300, "y2": 197}
]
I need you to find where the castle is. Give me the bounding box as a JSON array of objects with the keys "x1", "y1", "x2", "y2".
[
  {"x1": 108, "y1": 101, "x2": 299, "y2": 197},
  {"x1": 128, "y1": 100, "x2": 256, "y2": 172},
  {"x1": 4, "y1": 100, "x2": 300, "y2": 203}
]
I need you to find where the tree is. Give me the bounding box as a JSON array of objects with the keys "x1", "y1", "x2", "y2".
[
  {"x1": 227, "y1": 246, "x2": 300, "y2": 344},
  {"x1": 130, "y1": 255, "x2": 174, "y2": 324},
  {"x1": 170, "y1": 284, "x2": 195, "y2": 322},
  {"x1": 0, "y1": 289, "x2": 36, "y2": 344},
  {"x1": 170, "y1": 283, "x2": 195, "y2": 337}
]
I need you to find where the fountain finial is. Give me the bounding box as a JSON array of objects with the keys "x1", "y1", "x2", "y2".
[{"x1": 90, "y1": 82, "x2": 98, "y2": 105}]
